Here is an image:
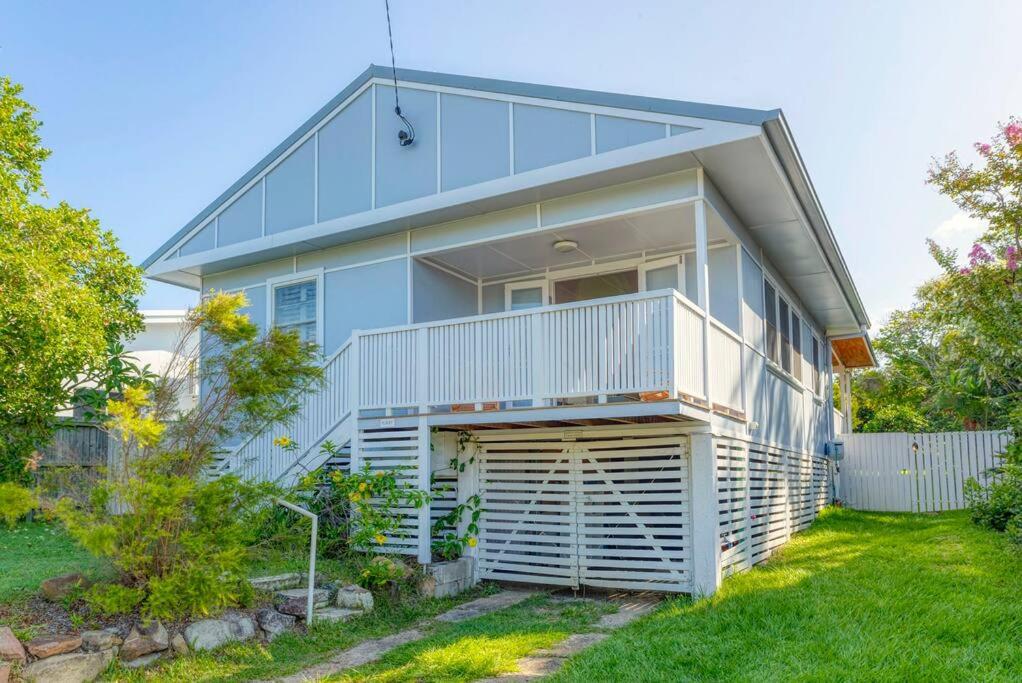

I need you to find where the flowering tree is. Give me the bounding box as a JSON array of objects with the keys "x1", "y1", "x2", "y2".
[{"x1": 926, "y1": 119, "x2": 1022, "y2": 543}]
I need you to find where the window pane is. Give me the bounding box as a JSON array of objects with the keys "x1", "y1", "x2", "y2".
[
  {"x1": 644, "y1": 264, "x2": 679, "y2": 292},
  {"x1": 812, "y1": 338, "x2": 821, "y2": 394},
  {"x1": 791, "y1": 312, "x2": 802, "y2": 382},
  {"x1": 554, "y1": 270, "x2": 638, "y2": 304},
  {"x1": 778, "y1": 298, "x2": 791, "y2": 373},
  {"x1": 509, "y1": 286, "x2": 544, "y2": 310},
  {"x1": 274, "y1": 280, "x2": 317, "y2": 343},
  {"x1": 764, "y1": 282, "x2": 778, "y2": 364}
]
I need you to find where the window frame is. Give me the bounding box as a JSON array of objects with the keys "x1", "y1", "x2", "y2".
[
  {"x1": 266, "y1": 268, "x2": 324, "y2": 348},
  {"x1": 638, "y1": 256, "x2": 685, "y2": 296},
  {"x1": 504, "y1": 279, "x2": 549, "y2": 311}
]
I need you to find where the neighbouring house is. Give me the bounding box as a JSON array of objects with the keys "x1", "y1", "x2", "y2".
[{"x1": 143, "y1": 66, "x2": 876, "y2": 595}]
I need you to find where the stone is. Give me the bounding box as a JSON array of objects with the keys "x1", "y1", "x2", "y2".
[
  {"x1": 79, "y1": 629, "x2": 121, "y2": 653},
  {"x1": 273, "y1": 588, "x2": 329, "y2": 617},
  {"x1": 183, "y1": 615, "x2": 256, "y2": 652},
  {"x1": 256, "y1": 609, "x2": 296, "y2": 641},
  {"x1": 26, "y1": 634, "x2": 82, "y2": 659},
  {"x1": 311, "y1": 607, "x2": 359, "y2": 623},
  {"x1": 39, "y1": 573, "x2": 90, "y2": 602},
  {"x1": 535, "y1": 632, "x2": 608, "y2": 657},
  {"x1": 335, "y1": 584, "x2": 374, "y2": 611},
  {"x1": 248, "y1": 572, "x2": 303, "y2": 592},
  {"x1": 0, "y1": 662, "x2": 9, "y2": 683},
  {"x1": 435, "y1": 590, "x2": 536, "y2": 623},
  {"x1": 22, "y1": 650, "x2": 113, "y2": 683},
  {"x1": 0, "y1": 627, "x2": 26, "y2": 664},
  {"x1": 170, "y1": 633, "x2": 189, "y2": 656},
  {"x1": 119, "y1": 621, "x2": 168, "y2": 661},
  {"x1": 419, "y1": 557, "x2": 473, "y2": 598},
  {"x1": 121, "y1": 651, "x2": 164, "y2": 669}
]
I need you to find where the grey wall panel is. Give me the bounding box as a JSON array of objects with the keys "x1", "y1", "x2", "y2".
[
  {"x1": 741, "y1": 248, "x2": 764, "y2": 353},
  {"x1": 375, "y1": 86, "x2": 437, "y2": 207},
  {"x1": 218, "y1": 184, "x2": 263, "y2": 247},
  {"x1": 179, "y1": 222, "x2": 215, "y2": 256},
  {"x1": 240, "y1": 284, "x2": 267, "y2": 332},
  {"x1": 266, "y1": 138, "x2": 315, "y2": 235},
  {"x1": 411, "y1": 205, "x2": 536, "y2": 253},
  {"x1": 441, "y1": 94, "x2": 510, "y2": 191},
  {"x1": 540, "y1": 170, "x2": 697, "y2": 227},
  {"x1": 412, "y1": 260, "x2": 477, "y2": 323},
  {"x1": 202, "y1": 258, "x2": 294, "y2": 292},
  {"x1": 513, "y1": 104, "x2": 590, "y2": 173},
  {"x1": 296, "y1": 232, "x2": 407, "y2": 271},
  {"x1": 595, "y1": 115, "x2": 664, "y2": 154},
  {"x1": 709, "y1": 247, "x2": 740, "y2": 332},
  {"x1": 683, "y1": 252, "x2": 697, "y2": 301},
  {"x1": 480, "y1": 283, "x2": 504, "y2": 314},
  {"x1": 318, "y1": 90, "x2": 372, "y2": 221},
  {"x1": 323, "y1": 258, "x2": 408, "y2": 354},
  {"x1": 671, "y1": 124, "x2": 698, "y2": 136}
]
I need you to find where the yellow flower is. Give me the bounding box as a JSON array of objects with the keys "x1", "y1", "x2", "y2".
[
  {"x1": 358, "y1": 482, "x2": 368, "y2": 492},
  {"x1": 467, "y1": 537, "x2": 477, "y2": 548},
  {"x1": 348, "y1": 492, "x2": 361, "y2": 503},
  {"x1": 375, "y1": 471, "x2": 385, "y2": 477},
  {"x1": 273, "y1": 436, "x2": 292, "y2": 448},
  {"x1": 374, "y1": 534, "x2": 387, "y2": 545}
]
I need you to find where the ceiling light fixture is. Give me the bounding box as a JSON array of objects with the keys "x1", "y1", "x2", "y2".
[{"x1": 553, "y1": 239, "x2": 578, "y2": 254}]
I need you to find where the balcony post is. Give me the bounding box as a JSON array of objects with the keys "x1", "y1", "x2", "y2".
[
  {"x1": 530, "y1": 311, "x2": 547, "y2": 407},
  {"x1": 695, "y1": 199, "x2": 712, "y2": 404}
]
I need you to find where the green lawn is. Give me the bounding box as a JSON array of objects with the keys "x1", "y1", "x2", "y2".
[
  {"x1": 0, "y1": 520, "x2": 110, "y2": 603},
  {"x1": 553, "y1": 508, "x2": 1022, "y2": 683}
]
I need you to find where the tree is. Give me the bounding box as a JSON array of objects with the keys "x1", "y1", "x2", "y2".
[
  {"x1": 58, "y1": 292, "x2": 324, "y2": 619},
  {"x1": 0, "y1": 76, "x2": 144, "y2": 481}
]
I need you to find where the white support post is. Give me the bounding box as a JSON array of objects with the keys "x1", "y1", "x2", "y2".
[
  {"x1": 694, "y1": 199, "x2": 712, "y2": 404},
  {"x1": 839, "y1": 367, "x2": 852, "y2": 434},
  {"x1": 348, "y1": 332, "x2": 362, "y2": 472},
  {"x1": 735, "y1": 243, "x2": 747, "y2": 416},
  {"x1": 416, "y1": 415, "x2": 431, "y2": 565},
  {"x1": 416, "y1": 327, "x2": 429, "y2": 414},
  {"x1": 667, "y1": 296, "x2": 678, "y2": 398},
  {"x1": 530, "y1": 311, "x2": 546, "y2": 407},
  {"x1": 689, "y1": 432, "x2": 721, "y2": 596}
]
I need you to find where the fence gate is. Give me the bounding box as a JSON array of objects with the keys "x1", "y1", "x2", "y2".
[
  {"x1": 475, "y1": 427, "x2": 692, "y2": 592},
  {"x1": 839, "y1": 431, "x2": 1010, "y2": 512}
]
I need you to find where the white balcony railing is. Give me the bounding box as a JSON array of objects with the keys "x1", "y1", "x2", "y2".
[{"x1": 356, "y1": 289, "x2": 708, "y2": 411}]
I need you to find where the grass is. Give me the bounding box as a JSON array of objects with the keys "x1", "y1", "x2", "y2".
[
  {"x1": 552, "y1": 508, "x2": 1022, "y2": 683},
  {"x1": 0, "y1": 520, "x2": 110, "y2": 603},
  {"x1": 327, "y1": 595, "x2": 614, "y2": 682}
]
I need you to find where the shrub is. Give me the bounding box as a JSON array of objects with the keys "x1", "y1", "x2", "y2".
[
  {"x1": 56, "y1": 292, "x2": 322, "y2": 619},
  {"x1": 0, "y1": 482, "x2": 36, "y2": 527},
  {"x1": 965, "y1": 440, "x2": 1022, "y2": 543},
  {"x1": 84, "y1": 583, "x2": 144, "y2": 616},
  {"x1": 357, "y1": 556, "x2": 412, "y2": 591}
]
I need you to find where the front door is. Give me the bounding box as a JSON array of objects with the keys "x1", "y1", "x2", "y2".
[{"x1": 475, "y1": 428, "x2": 693, "y2": 592}]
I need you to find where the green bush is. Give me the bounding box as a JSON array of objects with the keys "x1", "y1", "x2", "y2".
[
  {"x1": 55, "y1": 292, "x2": 322, "y2": 620},
  {"x1": 965, "y1": 440, "x2": 1022, "y2": 546},
  {"x1": 0, "y1": 482, "x2": 36, "y2": 527},
  {"x1": 84, "y1": 583, "x2": 143, "y2": 616}
]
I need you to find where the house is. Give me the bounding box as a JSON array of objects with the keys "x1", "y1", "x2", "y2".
[{"x1": 143, "y1": 66, "x2": 875, "y2": 596}]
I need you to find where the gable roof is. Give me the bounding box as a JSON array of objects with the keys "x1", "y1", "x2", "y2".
[{"x1": 142, "y1": 65, "x2": 777, "y2": 270}]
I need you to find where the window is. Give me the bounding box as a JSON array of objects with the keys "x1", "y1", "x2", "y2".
[
  {"x1": 778, "y1": 297, "x2": 791, "y2": 373},
  {"x1": 273, "y1": 279, "x2": 318, "y2": 343},
  {"x1": 791, "y1": 312, "x2": 802, "y2": 383},
  {"x1": 764, "y1": 281, "x2": 778, "y2": 363},
  {"x1": 505, "y1": 280, "x2": 548, "y2": 311},
  {"x1": 812, "y1": 336, "x2": 822, "y2": 395},
  {"x1": 553, "y1": 270, "x2": 637, "y2": 304}
]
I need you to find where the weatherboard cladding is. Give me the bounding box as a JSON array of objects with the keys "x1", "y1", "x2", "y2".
[{"x1": 145, "y1": 65, "x2": 775, "y2": 270}]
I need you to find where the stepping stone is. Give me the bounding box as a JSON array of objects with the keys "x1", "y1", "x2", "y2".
[
  {"x1": 534, "y1": 632, "x2": 608, "y2": 657},
  {"x1": 249, "y1": 573, "x2": 304, "y2": 591},
  {"x1": 312, "y1": 607, "x2": 360, "y2": 623},
  {"x1": 274, "y1": 588, "x2": 329, "y2": 616},
  {"x1": 596, "y1": 595, "x2": 660, "y2": 629},
  {"x1": 435, "y1": 590, "x2": 537, "y2": 623}
]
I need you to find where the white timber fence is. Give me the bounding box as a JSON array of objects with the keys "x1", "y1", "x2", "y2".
[{"x1": 838, "y1": 431, "x2": 1011, "y2": 512}]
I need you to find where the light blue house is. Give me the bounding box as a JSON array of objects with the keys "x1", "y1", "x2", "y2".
[{"x1": 145, "y1": 66, "x2": 875, "y2": 595}]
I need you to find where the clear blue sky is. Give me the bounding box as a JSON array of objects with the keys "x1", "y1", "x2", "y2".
[{"x1": 4, "y1": 0, "x2": 1021, "y2": 328}]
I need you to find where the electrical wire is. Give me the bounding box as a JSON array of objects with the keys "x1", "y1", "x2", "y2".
[{"x1": 385, "y1": 0, "x2": 415, "y2": 146}]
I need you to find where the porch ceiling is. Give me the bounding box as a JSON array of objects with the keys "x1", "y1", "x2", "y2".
[{"x1": 421, "y1": 203, "x2": 732, "y2": 281}]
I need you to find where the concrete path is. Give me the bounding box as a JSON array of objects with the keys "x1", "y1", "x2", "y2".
[
  {"x1": 268, "y1": 590, "x2": 537, "y2": 683},
  {"x1": 478, "y1": 592, "x2": 661, "y2": 682}
]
